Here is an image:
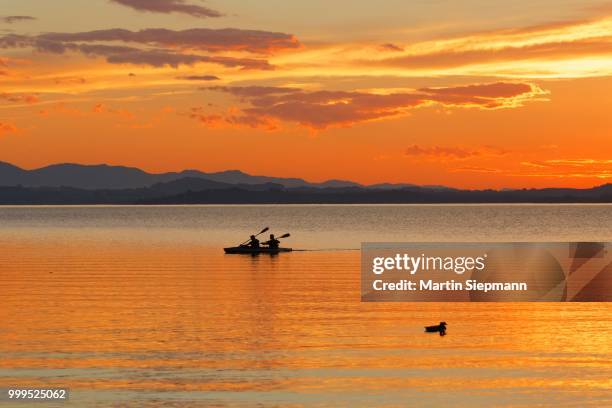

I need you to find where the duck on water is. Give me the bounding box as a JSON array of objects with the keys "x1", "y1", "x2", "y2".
[
  {"x1": 224, "y1": 227, "x2": 292, "y2": 254},
  {"x1": 425, "y1": 322, "x2": 447, "y2": 336}
]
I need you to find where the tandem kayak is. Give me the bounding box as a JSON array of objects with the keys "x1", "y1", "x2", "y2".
[{"x1": 224, "y1": 247, "x2": 293, "y2": 254}]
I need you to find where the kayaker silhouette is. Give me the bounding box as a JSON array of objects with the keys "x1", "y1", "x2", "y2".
[
  {"x1": 243, "y1": 235, "x2": 260, "y2": 248},
  {"x1": 263, "y1": 234, "x2": 281, "y2": 249}
]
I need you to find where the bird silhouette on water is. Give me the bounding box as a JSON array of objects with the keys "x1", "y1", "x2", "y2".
[{"x1": 424, "y1": 322, "x2": 447, "y2": 336}]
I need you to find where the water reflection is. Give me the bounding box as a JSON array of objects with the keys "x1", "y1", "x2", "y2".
[{"x1": 0, "y1": 205, "x2": 611, "y2": 407}]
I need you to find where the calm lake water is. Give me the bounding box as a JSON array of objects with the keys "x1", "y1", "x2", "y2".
[{"x1": 0, "y1": 205, "x2": 611, "y2": 407}]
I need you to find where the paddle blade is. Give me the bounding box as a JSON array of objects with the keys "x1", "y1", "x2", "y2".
[
  {"x1": 279, "y1": 233, "x2": 291, "y2": 239},
  {"x1": 259, "y1": 227, "x2": 269, "y2": 234}
]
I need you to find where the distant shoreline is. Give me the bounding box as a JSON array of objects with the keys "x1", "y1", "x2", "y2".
[
  {"x1": 2, "y1": 203, "x2": 612, "y2": 207},
  {"x1": 1, "y1": 184, "x2": 611, "y2": 205},
  {"x1": 143, "y1": 185, "x2": 612, "y2": 204},
  {"x1": 1, "y1": 161, "x2": 611, "y2": 205}
]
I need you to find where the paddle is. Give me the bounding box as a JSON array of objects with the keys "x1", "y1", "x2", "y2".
[{"x1": 239, "y1": 227, "x2": 269, "y2": 246}]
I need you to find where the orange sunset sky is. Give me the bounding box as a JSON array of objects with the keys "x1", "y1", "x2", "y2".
[{"x1": 1, "y1": 0, "x2": 611, "y2": 189}]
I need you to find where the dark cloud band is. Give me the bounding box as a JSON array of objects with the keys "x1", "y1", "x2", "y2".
[
  {"x1": 202, "y1": 82, "x2": 542, "y2": 129},
  {"x1": 39, "y1": 27, "x2": 300, "y2": 54},
  {"x1": 0, "y1": 25, "x2": 300, "y2": 70},
  {"x1": 1, "y1": 16, "x2": 36, "y2": 24},
  {"x1": 109, "y1": 0, "x2": 222, "y2": 18}
]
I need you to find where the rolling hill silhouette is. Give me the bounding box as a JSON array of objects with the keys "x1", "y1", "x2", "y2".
[
  {"x1": 0, "y1": 161, "x2": 361, "y2": 190},
  {"x1": 0, "y1": 161, "x2": 610, "y2": 204}
]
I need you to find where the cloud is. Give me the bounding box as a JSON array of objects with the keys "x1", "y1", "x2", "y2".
[
  {"x1": 518, "y1": 159, "x2": 612, "y2": 179},
  {"x1": 207, "y1": 85, "x2": 301, "y2": 97},
  {"x1": 417, "y1": 82, "x2": 546, "y2": 109},
  {"x1": 405, "y1": 145, "x2": 509, "y2": 160},
  {"x1": 452, "y1": 166, "x2": 502, "y2": 173},
  {"x1": 36, "y1": 103, "x2": 135, "y2": 120},
  {"x1": 53, "y1": 76, "x2": 87, "y2": 85},
  {"x1": 522, "y1": 159, "x2": 612, "y2": 168},
  {"x1": 92, "y1": 103, "x2": 134, "y2": 119},
  {"x1": 177, "y1": 75, "x2": 220, "y2": 81},
  {"x1": 204, "y1": 82, "x2": 544, "y2": 129},
  {"x1": 357, "y1": 16, "x2": 612, "y2": 77},
  {"x1": 38, "y1": 28, "x2": 300, "y2": 53},
  {"x1": 0, "y1": 33, "x2": 276, "y2": 69},
  {"x1": 105, "y1": 50, "x2": 273, "y2": 69},
  {"x1": 37, "y1": 103, "x2": 86, "y2": 117},
  {"x1": 0, "y1": 92, "x2": 39, "y2": 104},
  {"x1": 109, "y1": 0, "x2": 222, "y2": 18},
  {"x1": 377, "y1": 38, "x2": 612, "y2": 70},
  {"x1": 1, "y1": 16, "x2": 36, "y2": 24},
  {"x1": 75, "y1": 43, "x2": 138, "y2": 56},
  {"x1": 516, "y1": 171, "x2": 612, "y2": 179},
  {"x1": 78, "y1": 44, "x2": 271, "y2": 70},
  {"x1": 378, "y1": 43, "x2": 403, "y2": 52},
  {"x1": 189, "y1": 107, "x2": 278, "y2": 130},
  {"x1": 420, "y1": 82, "x2": 533, "y2": 99},
  {"x1": 0, "y1": 57, "x2": 7, "y2": 75},
  {"x1": 0, "y1": 27, "x2": 299, "y2": 70},
  {"x1": 0, "y1": 122, "x2": 18, "y2": 136}
]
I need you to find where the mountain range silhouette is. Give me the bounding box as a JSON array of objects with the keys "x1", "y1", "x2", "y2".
[
  {"x1": 0, "y1": 161, "x2": 366, "y2": 190},
  {"x1": 0, "y1": 161, "x2": 610, "y2": 204}
]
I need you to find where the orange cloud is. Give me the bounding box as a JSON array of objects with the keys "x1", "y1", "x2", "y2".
[
  {"x1": 189, "y1": 107, "x2": 278, "y2": 130},
  {"x1": 518, "y1": 158, "x2": 612, "y2": 179},
  {"x1": 372, "y1": 37, "x2": 612, "y2": 70},
  {"x1": 0, "y1": 122, "x2": 18, "y2": 136},
  {"x1": 522, "y1": 159, "x2": 612, "y2": 168},
  {"x1": 205, "y1": 82, "x2": 544, "y2": 129},
  {"x1": 0, "y1": 92, "x2": 39, "y2": 104},
  {"x1": 53, "y1": 76, "x2": 87, "y2": 85},
  {"x1": 534, "y1": 159, "x2": 612, "y2": 166},
  {"x1": 341, "y1": 15, "x2": 612, "y2": 78},
  {"x1": 516, "y1": 171, "x2": 612, "y2": 179},
  {"x1": 92, "y1": 103, "x2": 134, "y2": 119},
  {"x1": 405, "y1": 145, "x2": 509, "y2": 161},
  {"x1": 37, "y1": 103, "x2": 134, "y2": 119},
  {"x1": 452, "y1": 166, "x2": 503, "y2": 173},
  {"x1": 38, "y1": 103, "x2": 86, "y2": 117},
  {"x1": 420, "y1": 82, "x2": 534, "y2": 99}
]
